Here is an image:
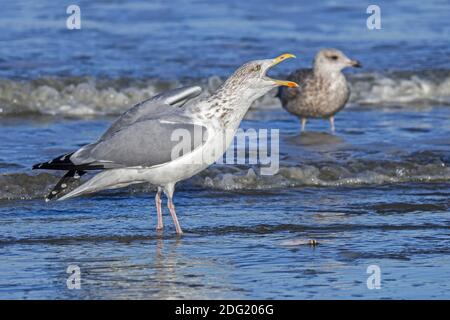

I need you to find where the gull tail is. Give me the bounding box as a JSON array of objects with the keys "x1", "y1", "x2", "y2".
[
  {"x1": 32, "y1": 152, "x2": 85, "y2": 201},
  {"x1": 45, "y1": 170, "x2": 86, "y2": 201},
  {"x1": 58, "y1": 168, "x2": 141, "y2": 201},
  {"x1": 33, "y1": 152, "x2": 107, "y2": 201}
]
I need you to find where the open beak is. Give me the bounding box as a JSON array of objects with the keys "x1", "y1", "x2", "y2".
[{"x1": 266, "y1": 53, "x2": 299, "y2": 88}]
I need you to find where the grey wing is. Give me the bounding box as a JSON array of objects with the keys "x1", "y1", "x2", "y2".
[
  {"x1": 71, "y1": 118, "x2": 208, "y2": 168},
  {"x1": 278, "y1": 69, "x2": 313, "y2": 104},
  {"x1": 101, "y1": 86, "x2": 202, "y2": 140}
]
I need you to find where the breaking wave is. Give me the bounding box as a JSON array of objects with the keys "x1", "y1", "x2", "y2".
[
  {"x1": 2, "y1": 158, "x2": 449, "y2": 200},
  {"x1": 1, "y1": 69, "x2": 449, "y2": 117},
  {"x1": 0, "y1": 172, "x2": 80, "y2": 201},
  {"x1": 193, "y1": 158, "x2": 450, "y2": 190},
  {"x1": 349, "y1": 70, "x2": 450, "y2": 106}
]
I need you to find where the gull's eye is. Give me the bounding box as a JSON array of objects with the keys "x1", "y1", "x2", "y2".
[
  {"x1": 330, "y1": 55, "x2": 338, "y2": 60},
  {"x1": 253, "y1": 64, "x2": 261, "y2": 72}
]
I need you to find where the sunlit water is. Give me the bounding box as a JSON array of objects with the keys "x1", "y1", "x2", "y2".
[{"x1": 0, "y1": 0, "x2": 450, "y2": 299}]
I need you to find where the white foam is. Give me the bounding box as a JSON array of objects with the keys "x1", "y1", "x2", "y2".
[{"x1": 1, "y1": 70, "x2": 449, "y2": 117}]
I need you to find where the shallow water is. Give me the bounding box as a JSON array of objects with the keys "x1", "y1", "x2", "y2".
[
  {"x1": 1, "y1": 0, "x2": 450, "y2": 299},
  {"x1": 1, "y1": 105, "x2": 450, "y2": 299}
]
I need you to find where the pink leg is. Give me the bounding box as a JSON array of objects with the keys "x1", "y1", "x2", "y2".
[
  {"x1": 155, "y1": 187, "x2": 163, "y2": 230},
  {"x1": 168, "y1": 198, "x2": 183, "y2": 235}
]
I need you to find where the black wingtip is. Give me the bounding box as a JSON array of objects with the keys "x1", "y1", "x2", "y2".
[
  {"x1": 45, "y1": 170, "x2": 86, "y2": 201},
  {"x1": 32, "y1": 163, "x2": 42, "y2": 170},
  {"x1": 32, "y1": 152, "x2": 76, "y2": 171}
]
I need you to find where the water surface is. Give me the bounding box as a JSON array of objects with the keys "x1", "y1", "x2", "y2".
[{"x1": 0, "y1": 0, "x2": 449, "y2": 299}]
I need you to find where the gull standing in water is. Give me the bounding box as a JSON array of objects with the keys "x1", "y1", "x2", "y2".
[
  {"x1": 278, "y1": 49, "x2": 361, "y2": 132},
  {"x1": 33, "y1": 54, "x2": 298, "y2": 235}
]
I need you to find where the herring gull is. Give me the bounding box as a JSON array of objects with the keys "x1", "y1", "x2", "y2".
[
  {"x1": 278, "y1": 48, "x2": 361, "y2": 132},
  {"x1": 33, "y1": 54, "x2": 298, "y2": 235}
]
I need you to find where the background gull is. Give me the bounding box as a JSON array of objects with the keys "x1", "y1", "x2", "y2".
[
  {"x1": 278, "y1": 48, "x2": 361, "y2": 132},
  {"x1": 33, "y1": 54, "x2": 298, "y2": 235}
]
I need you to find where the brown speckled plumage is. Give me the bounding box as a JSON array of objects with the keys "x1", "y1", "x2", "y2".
[
  {"x1": 279, "y1": 68, "x2": 349, "y2": 118},
  {"x1": 278, "y1": 49, "x2": 361, "y2": 131}
]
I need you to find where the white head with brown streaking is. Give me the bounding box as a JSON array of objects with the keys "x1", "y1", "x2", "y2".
[
  {"x1": 218, "y1": 53, "x2": 299, "y2": 100},
  {"x1": 203, "y1": 54, "x2": 299, "y2": 125},
  {"x1": 313, "y1": 48, "x2": 361, "y2": 75}
]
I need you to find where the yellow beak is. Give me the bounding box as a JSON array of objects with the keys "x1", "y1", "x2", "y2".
[{"x1": 269, "y1": 53, "x2": 299, "y2": 88}]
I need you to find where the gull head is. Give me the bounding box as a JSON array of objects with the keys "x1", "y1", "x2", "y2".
[
  {"x1": 224, "y1": 53, "x2": 299, "y2": 101},
  {"x1": 314, "y1": 48, "x2": 361, "y2": 73}
]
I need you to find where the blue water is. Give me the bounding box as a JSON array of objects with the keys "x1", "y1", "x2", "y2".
[
  {"x1": 1, "y1": 0, "x2": 449, "y2": 79},
  {"x1": 0, "y1": 0, "x2": 450, "y2": 299}
]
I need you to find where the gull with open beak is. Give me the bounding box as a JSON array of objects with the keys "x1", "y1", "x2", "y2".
[{"x1": 33, "y1": 54, "x2": 298, "y2": 235}]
